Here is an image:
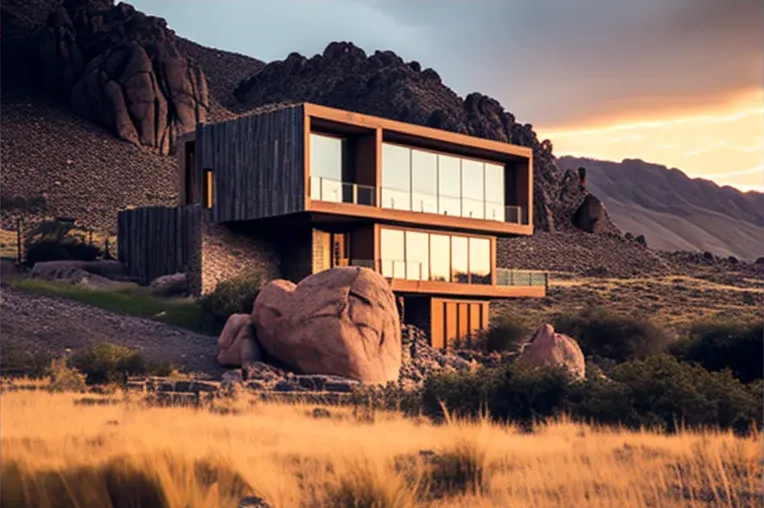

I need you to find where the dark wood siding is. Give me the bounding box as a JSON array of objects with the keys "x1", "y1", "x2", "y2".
[
  {"x1": 196, "y1": 105, "x2": 306, "y2": 223},
  {"x1": 118, "y1": 205, "x2": 202, "y2": 285}
]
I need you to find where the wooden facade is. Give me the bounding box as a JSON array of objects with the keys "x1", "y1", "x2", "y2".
[
  {"x1": 195, "y1": 105, "x2": 306, "y2": 223},
  {"x1": 117, "y1": 205, "x2": 202, "y2": 285}
]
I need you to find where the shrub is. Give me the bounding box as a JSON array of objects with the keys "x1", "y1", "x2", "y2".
[
  {"x1": 23, "y1": 219, "x2": 101, "y2": 266},
  {"x1": 454, "y1": 318, "x2": 529, "y2": 353},
  {"x1": 47, "y1": 358, "x2": 87, "y2": 392},
  {"x1": 421, "y1": 355, "x2": 761, "y2": 433},
  {"x1": 553, "y1": 306, "x2": 670, "y2": 364},
  {"x1": 68, "y1": 343, "x2": 171, "y2": 384},
  {"x1": 592, "y1": 355, "x2": 760, "y2": 432},
  {"x1": 200, "y1": 272, "x2": 262, "y2": 326},
  {"x1": 669, "y1": 321, "x2": 763, "y2": 383},
  {"x1": 0, "y1": 342, "x2": 52, "y2": 378},
  {"x1": 423, "y1": 362, "x2": 574, "y2": 427}
]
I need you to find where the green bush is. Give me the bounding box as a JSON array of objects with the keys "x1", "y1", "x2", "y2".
[
  {"x1": 24, "y1": 219, "x2": 101, "y2": 266},
  {"x1": 200, "y1": 272, "x2": 262, "y2": 327},
  {"x1": 668, "y1": 321, "x2": 763, "y2": 383},
  {"x1": 0, "y1": 342, "x2": 52, "y2": 378},
  {"x1": 68, "y1": 343, "x2": 172, "y2": 385},
  {"x1": 421, "y1": 355, "x2": 761, "y2": 433},
  {"x1": 455, "y1": 318, "x2": 529, "y2": 353},
  {"x1": 553, "y1": 306, "x2": 670, "y2": 364}
]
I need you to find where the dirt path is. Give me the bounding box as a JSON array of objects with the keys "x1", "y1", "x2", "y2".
[{"x1": 0, "y1": 287, "x2": 224, "y2": 378}]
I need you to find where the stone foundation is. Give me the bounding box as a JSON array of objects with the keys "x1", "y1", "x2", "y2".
[{"x1": 199, "y1": 220, "x2": 282, "y2": 294}]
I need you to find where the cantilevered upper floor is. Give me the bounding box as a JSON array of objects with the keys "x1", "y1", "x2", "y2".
[{"x1": 179, "y1": 103, "x2": 534, "y2": 236}]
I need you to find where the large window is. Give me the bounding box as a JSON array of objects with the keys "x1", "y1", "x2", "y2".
[
  {"x1": 379, "y1": 227, "x2": 492, "y2": 284},
  {"x1": 381, "y1": 143, "x2": 411, "y2": 210},
  {"x1": 310, "y1": 133, "x2": 344, "y2": 202},
  {"x1": 380, "y1": 142, "x2": 507, "y2": 222}
]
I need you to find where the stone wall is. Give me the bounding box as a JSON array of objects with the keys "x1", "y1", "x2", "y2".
[{"x1": 199, "y1": 220, "x2": 281, "y2": 294}]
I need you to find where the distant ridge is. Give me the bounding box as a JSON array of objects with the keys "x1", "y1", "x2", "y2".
[{"x1": 559, "y1": 156, "x2": 764, "y2": 260}]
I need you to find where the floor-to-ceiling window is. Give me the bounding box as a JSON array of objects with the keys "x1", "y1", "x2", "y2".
[
  {"x1": 380, "y1": 142, "x2": 508, "y2": 222},
  {"x1": 378, "y1": 227, "x2": 492, "y2": 284},
  {"x1": 310, "y1": 133, "x2": 344, "y2": 202}
]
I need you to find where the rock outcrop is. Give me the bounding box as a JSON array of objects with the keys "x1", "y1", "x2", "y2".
[
  {"x1": 517, "y1": 324, "x2": 586, "y2": 380},
  {"x1": 251, "y1": 266, "x2": 402, "y2": 384},
  {"x1": 231, "y1": 41, "x2": 614, "y2": 233},
  {"x1": 38, "y1": 0, "x2": 208, "y2": 153},
  {"x1": 572, "y1": 194, "x2": 608, "y2": 234},
  {"x1": 216, "y1": 313, "x2": 262, "y2": 367}
]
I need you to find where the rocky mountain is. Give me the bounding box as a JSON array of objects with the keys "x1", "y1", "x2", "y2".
[{"x1": 559, "y1": 157, "x2": 764, "y2": 260}]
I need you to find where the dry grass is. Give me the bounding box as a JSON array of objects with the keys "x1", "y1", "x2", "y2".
[{"x1": 1, "y1": 388, "x2": 761, "y2": 507}]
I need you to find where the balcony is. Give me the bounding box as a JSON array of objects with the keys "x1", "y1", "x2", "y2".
[
  {"x1": 309, "y1": 176, "x2": 527, "y2": 225},
  {"x1": 350, "y1": 259, "x2": 548, "y2": 288}
]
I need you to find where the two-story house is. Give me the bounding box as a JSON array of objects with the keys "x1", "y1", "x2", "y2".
[{"x1": 118, "y1": 102, "x2": 547, "y2": 349}]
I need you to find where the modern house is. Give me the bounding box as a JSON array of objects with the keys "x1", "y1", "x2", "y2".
[{"x1": 119, "y1": 102, "x2": 547, "y2": 349}]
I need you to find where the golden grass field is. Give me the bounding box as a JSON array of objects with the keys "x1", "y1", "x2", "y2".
[{"x1": 1, "y1": 384, "x2": 761, "y2": 508}]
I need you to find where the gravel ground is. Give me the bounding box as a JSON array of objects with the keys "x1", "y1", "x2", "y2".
[{"x1": 0, "y1": 287, "x2": 223, "y2": 378}]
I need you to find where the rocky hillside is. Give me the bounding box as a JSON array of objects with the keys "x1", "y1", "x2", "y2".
[{"x1": 560, "y1": 156, "x2": 764, "y2": 260}]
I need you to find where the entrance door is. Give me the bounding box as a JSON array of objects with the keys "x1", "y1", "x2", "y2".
[{"x1": 331, "y1": 233, "x2": 348, "y2": 267}]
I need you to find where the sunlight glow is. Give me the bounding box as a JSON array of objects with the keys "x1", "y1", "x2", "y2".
[{"x1": 539, "y1": 89, "x2": 764, "y2": 192}]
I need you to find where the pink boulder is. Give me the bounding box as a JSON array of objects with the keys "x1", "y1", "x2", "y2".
[{"x1": 518, "y1": 324, "x2": 586, "y2": 380}]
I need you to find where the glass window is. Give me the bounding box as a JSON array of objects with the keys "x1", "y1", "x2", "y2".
[
  {"x1": 451, "y1": 236, "x2": 468, "y2": 283},
  {"x1": 469, "y1": 238, "x2": 491, "y2": 284},
  {"x1": 381, "y1": 143, "x2": 411, "y2": 211},
  {"x1": 461, "y1": 159, "x2": 484, "y2": 219},
  {"x1": 310, "y1": 134, "x2": 343, "y2": 202},
  {"x1": 380, "y1": 228, "x2": 405, "y2": 279},
  {"x1": 405, "y1": 231, "x2": 429, "y2": 281},
  {"x1": 429, "y1": 234, "x2": 450, "y2": 282},
  {"x1": 484, "y1": 162, "x2": 505, "y2": 221},
  {"x1": 438, "y1": 155, "x2": 461, "y2": 217},
  {"x1": 411, "y1": 149, "x2": 438, "y2": 214}
]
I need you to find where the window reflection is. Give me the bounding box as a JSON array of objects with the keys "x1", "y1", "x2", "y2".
[
  {"x1": 379, "y1": 227, "x2": 492, "y2": 285},
  {"x1": 381, "y1": 143, "x2": 411, "y2": 211},
  {"x1": 380, "y1": 228, "x2": 404, "y2": 279},
  {"x1": 405, "y1": 231, "x2": 429, "y2": 281},
  {"x1": 469, "y1": 238, "x2": 491, "y2": 284},
  {"x1": 451, "y1": 236, "x2": 468, "y2": 283},
  {"x1": 461, "y1": 159, "x2": 484, "y2": 219},
  {"x1": 438, "y1": 155, "x2": 461, "y2": 216},
  {"x1": 411, "y1": 149, "x2": 438, "y2": 214},
  {"x1": 430, "y1": 234, "x2": 450, "y2": 282},
  {"x1": 310, "y1": 134, "x2": 343, "y2": 202},
  {"x1": 484, "y1": 162, "x2": 505, "y2": 221}
]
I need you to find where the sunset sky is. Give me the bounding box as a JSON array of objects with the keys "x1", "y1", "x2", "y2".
[{"x1": 132, "y1": 0, "x2": 763, "y2": 192}]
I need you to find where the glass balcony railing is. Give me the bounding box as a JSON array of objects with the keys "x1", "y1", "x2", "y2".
[
  {"x1": 349, "y1": 259, "x2": 546, "y2": 288},
  {"x1": 496, "y1": 268, "x2": 548, "y2": 287},
  {"x1": 310, "y1": 176, "x2": 376, "y2": 206},
  {"x1": 309, "y1": 176, "x2": 528, "y2": 225}
]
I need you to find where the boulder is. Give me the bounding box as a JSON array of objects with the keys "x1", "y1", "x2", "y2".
[
  {"x1": 572, "y1": 194, "x2": 607, "y2": 233},
  {"x1": 517, "y1": 324, "x2": 586, "y2": 380},
  {"x1": 216, "y1": 314, "x2": 262, "y2": 367},
  {"x1": 30, "y1": 260, "x2": 136, "y2": 289},
  {"x1": 149, "y1": 273, "x2": 188, "y2": 297},
  {"x1": 252, "y1": 266, "x2": 401, "y2": 384},
  {"x1": 39, "y1": 0, "x2": 208, "y2": 154}
]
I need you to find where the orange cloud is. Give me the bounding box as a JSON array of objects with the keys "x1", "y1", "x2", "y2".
[{"x1": 538, "y1": 89, "x2": 764, "y2": 192}]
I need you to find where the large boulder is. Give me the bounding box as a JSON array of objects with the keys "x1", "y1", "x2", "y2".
[
  {"x1": 252, "y1": 266, "x2": 401, "y2": 384},
  {"x1": 572, "y1": 194, "x2": 607, "y2": 233},
  {"x1": 39, "y1": 0, "x2": 208, "y2": 154},
  {"x1": 216, "y1": 314, "x2": 262, "y2": 367},
  {"x1": 149, "y1": 273, "x2": 188, "y2": 297},
  {"x1": 517, "y1": 324, "x2": 586, "y2": 380}
]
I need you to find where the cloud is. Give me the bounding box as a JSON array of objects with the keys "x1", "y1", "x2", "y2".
[{"x1": 130, "y1": 0, "x2": 762, "y2": 129}]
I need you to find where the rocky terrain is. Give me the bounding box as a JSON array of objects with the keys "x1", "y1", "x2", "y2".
[{"x1": 562, "y1": 156, "x2": 764, "y2": 261}]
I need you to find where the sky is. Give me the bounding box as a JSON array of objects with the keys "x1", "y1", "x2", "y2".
[{"x1": 131, "y1": 0, "x2": 764, "y2": 192}]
